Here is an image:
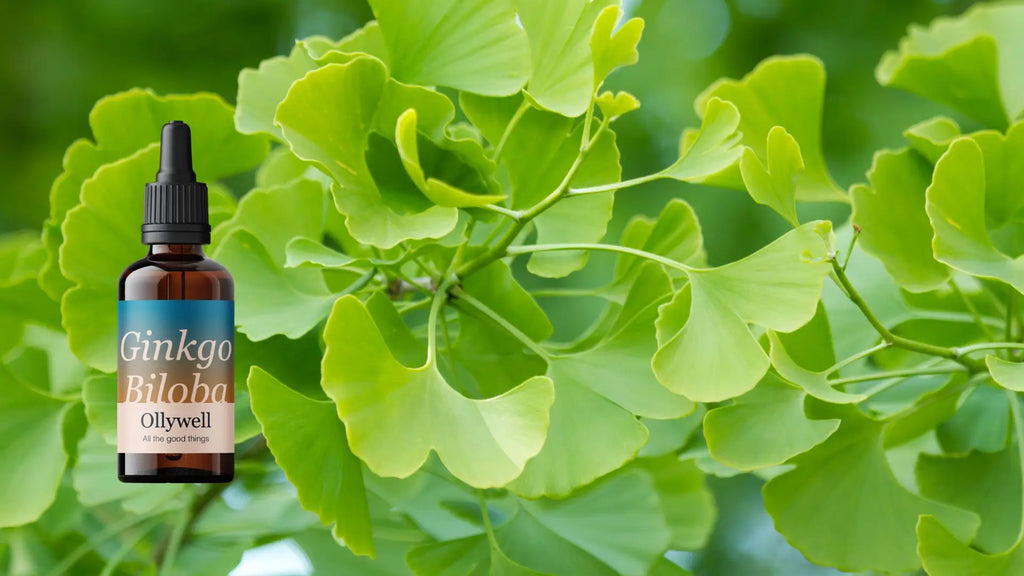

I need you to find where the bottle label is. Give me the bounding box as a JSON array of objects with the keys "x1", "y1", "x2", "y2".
[{"x1": 117, "y1": 300, "x2": 234, "y2": 454}]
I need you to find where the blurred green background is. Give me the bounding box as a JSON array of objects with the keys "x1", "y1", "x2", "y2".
[{"x1": 0, "y1": 1, "x2": 978, "y2": 574}]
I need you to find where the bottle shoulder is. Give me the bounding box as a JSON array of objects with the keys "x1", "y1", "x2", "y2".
[{"x1": 120, "y1": 253, "x2": 233, "y2": 300}]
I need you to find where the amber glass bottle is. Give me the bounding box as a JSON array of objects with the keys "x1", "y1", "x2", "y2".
[{"x1": 117, "y1": 121, "x2": 234, "y2": 483}]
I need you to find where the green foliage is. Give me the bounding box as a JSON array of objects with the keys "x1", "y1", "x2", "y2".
[{"x1": 9, "y1": 2, "x2": 1024, "y2": 575}]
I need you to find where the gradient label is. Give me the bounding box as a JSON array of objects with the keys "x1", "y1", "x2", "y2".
[{"x1": 117, "y1": 300, "x2": 234, "y2": 454}]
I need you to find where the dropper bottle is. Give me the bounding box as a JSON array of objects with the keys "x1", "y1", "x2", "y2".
[{"x1": 117, "y1": 121, "x2": 235, "y2": 483}]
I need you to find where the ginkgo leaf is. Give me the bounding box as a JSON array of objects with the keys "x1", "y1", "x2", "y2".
[
  {"x1": 987, "y1": 356, "x2": 1024, "y2": 392},
  {"x1": 697, "y1": 55, "x2": 846, "y2": 202},
  {"x1": 275, "y1": 57, "x2": 461, "y2": 248},
  {"x1": 763, "y1": 404, "x2": 980, "y2": 573},
  {"x1": 72, "y1": 428, "x2": 184, "y2": 515},
  {"x1": 235, "y1": 43, "x2": 317, "y2": 139},
  {"x1": 409, "y1": 469, "x2": 670, "y2": 576},
  {"x1": 285, "y1": 238, "x2": 361, "y2": 271},
  {"x1": 395, "y1": 109, "x2": 505, "y2": 207},
  {"x1": 321, "y1": 295, "x2": 555, "y2": 488},
  {"x1": 938, "y1": 384, "x2": 1010, "y2": 455},
  {"x1": 632, "y1": 456, "x2": 715, "y2": 551},
  {"x1": 904, "y1": 116, "x2": 961, "y2": 163},
  {"x1": 852, "y1": 147, "x2": 951, "y2": 292},
  {"x1": 511, "y1": 264, "x2": 694, "y2": 497},
  {"x1": 877, "y1": 2, "x2": 1024, "y2": 128},
  {"x1": 595, "y1": 91, "x2": 640, "y2": 120},
  {"x1": 368, "y1": 0, "x2": 530, "y2": 96},
  {"x1": 739, "y1": 126, "x2": 804, "y2": 227},
  {"x1": 248, "y1": 367, "x2": 374, "y2": 557},
  {"x1": 917, "y1": 442, "x2": 1021, "y2": 554},
  {"x1": 768, "y1": 332, "x2": 866, "y2": 404},
  {"x1": 590, "y1": 5, "x2": 644, "y2": 89},
  {"x1": 0, "y1": 368, "x2": 73, "y2": 527},
  {"x1": 653, "y1": 221, "x2": 833, "y2": 402},
  {"x1": 211, "y1": 179, "x2": 325, "y2": 265},
  {"x1": 917, "y1": 515, "x2": 1024, "y2": 576},
  {"x1": 214, "y1": 230, "x2": 334, "y2": 341},
  {"x1": 926, "y1": 136, "x2": 1024, "y2": 292},
  {"x1": 609, "y1": 198, "x2": 703, "y2": 300},
  {"x1": 515, "y1": 0, "x2": 612, "y2": 117},
  {"x1": 660, "y1": 97, "x2": 743, "y2": 184},
  {"x1": 452, "y1": 261, "x2": 552, "y2": 398},
  {"x1": 704, "y1": 375, "x2": 839, "y2": 471}
]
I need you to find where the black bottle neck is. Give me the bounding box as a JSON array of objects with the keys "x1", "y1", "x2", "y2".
[{"x1": 149, "y1": 244, "x2": 206, "y2": 257}]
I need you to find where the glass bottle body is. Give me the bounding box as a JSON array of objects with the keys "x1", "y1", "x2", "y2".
[{"x1": 118, "y1": 244, "x2": 234, "y2": 483}]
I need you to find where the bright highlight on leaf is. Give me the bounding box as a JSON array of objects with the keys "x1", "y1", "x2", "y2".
[{"x1": 321, "y1": 295, "x2": 555, "y2": 488}]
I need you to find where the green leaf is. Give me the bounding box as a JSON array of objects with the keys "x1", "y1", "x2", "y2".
[
  {"x1": 633, "y1": 456, "x2": 716, "y2": 551},
  {"x1": 285, "y1": 238, "x2": 361, "y2": 271},
  {"x1": 322, "y1": 295, "x2": 554, "y2": 488},
  {"x1": 395, "y1": 109, "x2": 505, "y2": 207},
  {"x1": 511, "y1": 264, "x2": 694, "y2": 497},
  {"x1": 659, "y1": 97, "x2": 743, "y2": 184},
  {"x1": 877, "y1": 3, "x2": 1024, "y2": 127},
  {"x1": 739, "y1": 126, "x2": 803, "y2": 227},
  {"x1": 72, "y1": 428, "x2": 184, "y2": 514},
  {"x1": 248, "y1": 367, "x2": 374, "y2": 556},
  {"x1": 697, "y1": 55, "x2": 846, "y2": 202},
  {"x1": 590, "y1": 5, "x2": 644, "y2": 88},
  {"x1": 529, "y1": 128, "x2": 621, "y2": 277},
  {"x1": 213, "y1": 229, "x2": 334, "y2": 341},
  {"x1": 988, "y1": 356, "x2": 1024, "y2": 392},
  {"x1": 704, "y1": 375, "x2": 839, "y2": 471},
  {"x1": 768, "y1": 331, "x2": 866, "y2": 404},
  {"x1": 917, "y1": 514, "x2": 1024, "y2": 576},
  {"x1": 926, "y1": 135, "x2": 1024, "y2": 292},
  {"x1": 43, "y1": 89, "x2": 268, "y2": 299},
  {"x1": 82, "y1": 374, "x2": 116, "y2": 444},
  {"x1": 275, "y1": 57, "x2": 460, "y2": 248},
  {"x1": 211, "y1": 179, "x2": 325, "y2": 265},
  {"x1": 918, "y1": 443, "x2": 1021, "y2": 553},
  {"x1": 904, "y1": 116, "x2": 961, "y2": 163},
  {"x1": 410, "y1": 469, "x2": 671, "y2": 576},
  {"x1": 852, "y1": 147, "x2": 951, "y2": 292},
  {"x1": 515, "y1": 0, "x2": 612, "y2": 117},
  {"x1": 453, "y1": 262, "x2": 551, "y2": 397},
  {"x1": 368, "y1": 0, "x2": 530, "y2": 96},
  {"x1": 235, "y1": 42, "x2": 317, "y2": 139},
  {"x1": 59, "y1": 145, "x2": 158, "y2": 371},
  {"x1": 653, "y1": 222, "x2": 833, "y2": 402},
  {"x1": 938, "y1": 383, "x2": 1010, "y2": 454},
  {"x1": 609, "y1": 199, "x2": 704, "y2": 300},
  {"x1": 595, "y1": 91, "x2": 640, "y2": 121},
  {"x1": 0, "y1": 369, "x2": 72, "y2": 527},
  {"x1": 763, "y1": 404, "x2": 980, "y2": 573}
]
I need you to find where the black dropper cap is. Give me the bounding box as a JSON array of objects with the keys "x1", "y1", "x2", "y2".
[{"x1": 141, "y1": 121, "x2": 210, "y2": 245}]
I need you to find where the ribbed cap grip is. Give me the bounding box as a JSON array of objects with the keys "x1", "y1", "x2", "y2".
[{"x1": 141, "y1": 121, "x2": 211, "y2": 245}]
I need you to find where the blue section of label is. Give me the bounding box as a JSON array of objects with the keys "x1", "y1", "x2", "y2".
[{"x1": 118, "y1": 300, "x2": 234, "y2": 346}]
